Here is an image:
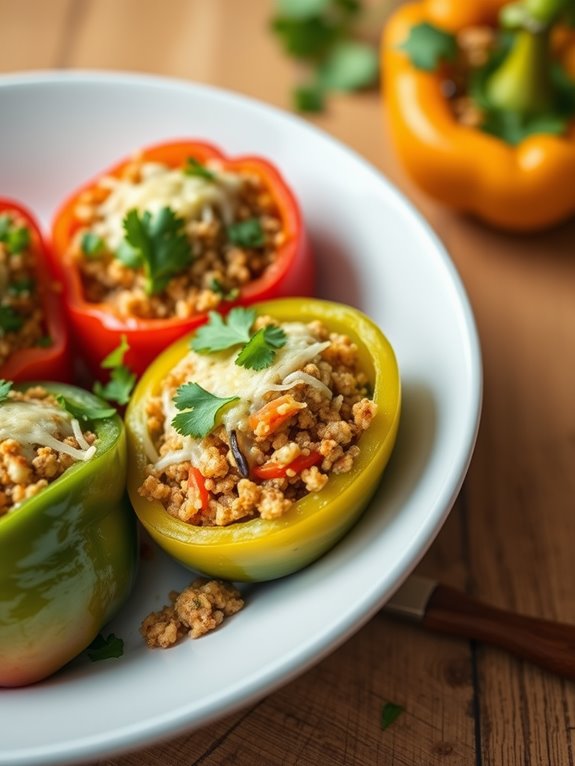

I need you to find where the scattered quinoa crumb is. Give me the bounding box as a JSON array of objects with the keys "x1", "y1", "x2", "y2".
[{"x1": 140, "y1": 578, "x2": 244, "y2": 648}]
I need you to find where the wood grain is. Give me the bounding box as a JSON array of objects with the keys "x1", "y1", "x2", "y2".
[{"x1": 3, "y1": 1, "x2": 575, "y2": 764}]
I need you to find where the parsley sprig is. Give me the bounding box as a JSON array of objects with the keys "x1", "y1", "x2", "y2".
[
  {"x1": 271, "y1": 0, "x2": 379, "y2": 112},
  {"x1": 57, "y1": 395, "x2": 116, "y2": 422},
  {"x1": 191, "y1": 307, "x2": 287, "y2": 370},
  {"x1": 0, "y1": 379, "x2": 13, "y2": 403},
  {"x1": 86, "y1": 633, "x2": 124, "y2": 662},
  {"x1": 116, "y1": 207, "x2": 192, "y2": 295},
  {"x1": 0, "y1": 214, "x2": 31, "y2": 254},
  {"x1": 399, "y1": 22, "x2": 457, "y2": 72},
  {"x1": 172, "y1": 382, "x2": 239, "y2": 438},
  {"x1": 93, "y1": 335, "x2": 136, "y2": 406}
]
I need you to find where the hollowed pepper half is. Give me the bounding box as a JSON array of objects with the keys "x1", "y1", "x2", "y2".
[
  {"x1": 125, "y1": 297, "x2": 401, "y2": 583},
  {"x1": 0, "y1": 199, "x2": 70, "y2": 382},
  {"x1": 50, "y1": 140, "x2": 314, "y2": 376},
  {"x1": 0, "y1": 383, "x2": 137, "y2": 687}
]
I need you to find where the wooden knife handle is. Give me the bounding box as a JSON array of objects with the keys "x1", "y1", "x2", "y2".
[{"x1": 424, "y1": 584, "x2": 575, "y2": 680}]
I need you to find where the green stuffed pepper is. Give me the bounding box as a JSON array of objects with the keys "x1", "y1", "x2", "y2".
[
  {"x1": 126, "y1": 297, "x2": 400, "y2": 582},
  {"x1": 0, "y1": 382, "x2": 137, "y2": 687}
]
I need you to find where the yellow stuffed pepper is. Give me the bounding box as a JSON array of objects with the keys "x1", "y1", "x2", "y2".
[
  {"x1": 383, "y1": 0, "x2": 575, "y2": 231},
  {"x1": 125, "y1": 298, "x2": 400, "y2": 582}
]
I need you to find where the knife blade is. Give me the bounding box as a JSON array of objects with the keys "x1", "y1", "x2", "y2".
[{"x1": 384, "y1": 575, "x2": 575, "y2": 681}]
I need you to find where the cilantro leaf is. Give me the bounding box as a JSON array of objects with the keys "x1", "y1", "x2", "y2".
[
  {"x1": 271, "y1": 14, "x2": 338, "y2": 60},
  {"x1": 480, "y1": 110, "x2": 568, "y2": 145},
  {"x1": 57, "y1": 394, "x2": 115, "y2": 422},
  {"x1": 172, "y1": 382, "x2": 239, "y2": 438},
  {"x1": 0, "y1": 215, "x2": 10, "y2": 240},
  {"x1": 93, "y1": 365, "x2": 136, "y2": 406},
  {"x1": 0, "y1": 215, "x2": 30, "y2": 255},
  {"x1": 399, "y1": 22, "x2": 457, "y2": 71},
  {"x1": 236, "y1": 324, "x2": 287, "y2": 370},
  {"x1": 183, "y1": 157, "x2": 216, "y2": 181},
  {"x1": 227, "y1": 218, "x2": 265, "y2": 249},
  {"x1": 293, "y1": 83, "x2": 326, "y2": 112},
  {"x1": 117, "y1": 207, "x2": 192, "y2": 295},
  {"x1": 209, "y1": 278, "x2": 239, "y2": 301},
  {"x1": 318, "y1": 40, "x2": 378, "y2": 91},
  {"x1": 101, "y1": 334, "x2": 130, "y2": 369},
  {"x1": 86, "y1": 633, "x2": 124, "y2": 662},
  {"x1": 0, "y1": 306, "x2": 24, "y2": 334},
  {"x1": 380, "y1": 701, "x2": 404, "y2": 731},
  {"x1": 276, "y1": 0, "x2": 331, "y2": 19},
  {"x1": 191, "y1": 308, "x2": 256, "y2": 354},
  {"x1": 0, "y1": 379, "x2": 13, "y2": 403},
  {"x1": 81, "y1": 231, "x2": 105, "y2": 258}
]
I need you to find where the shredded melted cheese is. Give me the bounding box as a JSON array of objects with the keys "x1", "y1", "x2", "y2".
[
  {"x1": 94, "y1": 162, "x2": 244, "y2": 250},
  {"x1": 149, "y1": 322, "x2": 331, "y2": 469},
  {"x1": 0, "y1": 401, "x2": 96, "y2": 462}
]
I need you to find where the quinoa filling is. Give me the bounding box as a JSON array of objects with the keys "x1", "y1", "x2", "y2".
[
  {"x1": 0, "y1": 386, "x2": 96, "y2": 517},
  {"x1": 139, "y1": 316, "x2": 377, "y2": 527},
  {"x1": 0, "y1": 211, "x2": 51, "y2": 366},
  {"x1": 70, "y1": 159, "x2": 285, "y2": 320}
]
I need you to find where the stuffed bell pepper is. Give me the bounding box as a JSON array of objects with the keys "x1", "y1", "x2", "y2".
[
  {"x1": 383, "y1": 0, "x2": 575, "y2": 231},
  {"x1": 50, "y1": 140, "x2": 314, "y2": 376},
  {"x1": 126, "y1": 298, "x2": 400, "y2": 582},
  {"x1": 0, "y1": 381, "x2": 137, "y2": 687},
  {"x1": 0, "y1": 199, "x2": 70, "y2": 381}
]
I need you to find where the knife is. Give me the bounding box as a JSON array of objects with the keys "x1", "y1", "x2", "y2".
[{"x1": 385, "y1": 575, "x2": 575, "y2": 680}]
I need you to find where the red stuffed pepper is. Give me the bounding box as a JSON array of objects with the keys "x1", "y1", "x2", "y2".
[
  {"x1": 50, "y1": 140, "x2": 314, "y2": 376},
  {"x1": 0, "y1": 199, "x2": 70, "y2": 382}
]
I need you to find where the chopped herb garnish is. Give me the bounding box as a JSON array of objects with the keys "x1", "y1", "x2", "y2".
[
  {"x1": 36, "y1": 335, "x2": 53, "y2": 348},
  {"x1": 227, "y1": 218, "x2": 265, "y2": 249},
  {"x1": 0, "y1": 216, "x2": 31, "y2": 255},
  {"x1": 93, "y1": 336, "x2": 136, "y2": 406},
  {"x1": 172, "y1": 382, "x2": 239, "y2": 438},
  {"x1": 57, "y1": 394, "x2": 115, "y2": 422},
  {"x1": 209, "y1": 278, "x2": 239, "y2": 302},
  {"x1": 81, "y1": 231, "x2": 105, "y2": 258},
  {"x1": 183, "y1": 157, "x2": 216, "y2": 181},
  {"x1": 399, "y1": 22, "x2": 457, "y2": 71},
  {"x1": 0, "y1": 306, "x2": 24, "y2": 333},
  {"x1": 294, "y1": 83, "x2": 326, "y2": 113},
  {"x1": 236, "y1": 324, "x2": 287, "y2": 371},
  {"x1": 0, "y1": 215, "x2": 10, "y2": 240},
  {"x1": 93, "y1": 365, "x2": 136, "y2": 406},
  {"x1": 191, "y1": 307, "x2": 286, "y2": 370},
  {"x1": 192, "y1": 307, "x2": 255, "y2": 354},
  {"x1": 116, "y1": 207, "x2": 192, "y2": 295},
  {"x1": 86, "y1": 633, "x2": 124, "y2": 662},
  {"x1": 9, "y1": 277, "x2": 35, "y2": 295},
  {"x1": 101, "y1": 334, "x2": 130, "y2": 369},
  {"x1": 0, "y1": 379, "x2": 13, "y2": 403},
  {"x1": 380, "y1": 701, "x2": 404, "y2": 731}
]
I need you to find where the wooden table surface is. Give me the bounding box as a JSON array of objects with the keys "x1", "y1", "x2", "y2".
[{"x1": 2, "y1": 1, "x2": 575, "y2": 764}]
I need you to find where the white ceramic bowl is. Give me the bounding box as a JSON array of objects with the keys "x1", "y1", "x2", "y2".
[{"x1": 0, "y1": 71, "x2": 482, "y2": 766}]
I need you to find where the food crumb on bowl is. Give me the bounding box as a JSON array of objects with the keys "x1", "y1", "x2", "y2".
[{"x1": 140, "y1": 578, "x2": 244, "y2": 648}]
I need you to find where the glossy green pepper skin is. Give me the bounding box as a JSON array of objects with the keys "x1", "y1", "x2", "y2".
[
  {"x1": 126, "y1": 298, "x2": 401, "y2": 582},
  {"x1": 0, "y1": 383, "x2": 138, "y2": 687}
]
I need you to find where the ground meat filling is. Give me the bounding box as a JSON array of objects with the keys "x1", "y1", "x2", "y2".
[
  {"x1": 0, "y1": 211, "x2": 51, "y2": 366},
  {"x1": 0, "y1": 386, "x2": 96, "y2": 517},
  {"x1": 441, "y1": 26, "x2": 497, "y2": 128},
  {"x1": 139, "y1": 319, "x2": 378, "y2": 527},
  {"x1": 69, "y1": 159, "x2": 285, "y2": 320},
  {"x1": 140, "y1": 578, "x2": 244, "y2": 648}
]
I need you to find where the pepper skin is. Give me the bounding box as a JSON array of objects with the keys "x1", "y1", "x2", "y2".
[
  {"x1": 382, "y1": 0, "x2": 575, "y2": 231},
  {"x1": 125, "y1": 297, "x2": 401, "y2": 583},
  {"x1": 0, "y1": 200, "x2": 71, "y2": 382},
  {"x1": 0, "y1": 383, "x2": 137, "y2": 687},
  {"x1": 50, "y1": 141, "x2": 314, "y2": 376}
]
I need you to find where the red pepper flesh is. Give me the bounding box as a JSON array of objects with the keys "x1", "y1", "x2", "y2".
[{"x1": 253, "y1": 450, "x2": 323, "y2": 480}]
